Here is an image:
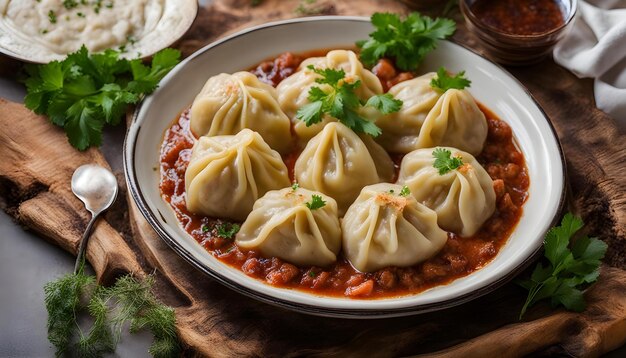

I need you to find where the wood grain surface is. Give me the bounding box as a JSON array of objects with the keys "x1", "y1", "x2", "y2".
[{"x1": 1, "y1": 1, "x2": 625, "y2": 356}]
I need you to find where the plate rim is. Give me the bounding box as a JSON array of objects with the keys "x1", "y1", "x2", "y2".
[{"x1": 123, "y1": 16, "x2": 567, "y2": 318}]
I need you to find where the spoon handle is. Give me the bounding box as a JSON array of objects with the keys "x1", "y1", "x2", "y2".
[{"x1": 73, "y1": 213, "x2": 100, "y2": 274}]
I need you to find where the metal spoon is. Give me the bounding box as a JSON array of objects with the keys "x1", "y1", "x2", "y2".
[{"x1": 71, "y1": 164, "x2": 118, "y2": 273}]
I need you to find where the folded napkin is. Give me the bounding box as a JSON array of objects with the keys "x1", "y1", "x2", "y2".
[{"x1": 554, "y1": 0, "x2": 626, "y2": 131}]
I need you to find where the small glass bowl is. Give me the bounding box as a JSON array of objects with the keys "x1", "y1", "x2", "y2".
[{"x1": 460, "y1": 0, "x2": 578, "y2": 66}]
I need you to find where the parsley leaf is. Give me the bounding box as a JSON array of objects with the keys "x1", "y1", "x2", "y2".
[
  {"x1": 357, "y1": 12, "x2": 456, "y2": 71},
  {"x1": 216, "y1": 222, "x2": 240, "y2": 239},
  {"x1": 365, "y1": 94, "x2": 403, "y2": 114},
  {"x1": 517, "y1": 213, "x2": 607, "y2": 319},
  {"x1": 291, "y1": 182, "x2": 300, "y2": 191},
  {"x1": 432, "y1": 148, "x2": 464, "y2": 175},
  {"x1": 430, "y1": 67, "x2": 471, "y2": 92},
  {"x1": 24, "y1": 46, "x2": 180, "y2": 150},
  {"x1": 295, "y1": 65, "x2": 401, "y2": 137},
  {"x1": 399, "y1": 186, "x2": 411, "y2": 197},
  {"x1": 305, "y1": 195, "x2": 326, "y2": 210}
]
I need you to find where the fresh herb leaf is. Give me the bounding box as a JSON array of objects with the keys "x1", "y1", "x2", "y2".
[
  {"x1": 48, "y1": 10, "x2": 57, "y2": 23},
  {"x1": 216, "y1": 222, "x2": 240, "y2": 239},
  {"x1": 201, "y1": 225, "x2": 210, "y2": 233},
  {"x1": 357, "y1": 12, "x2": 456, "y2": 71},
  {"x1": 365, "y1": 94, "x2": 403, "y2": 114},
  {"x1": 23, "y1": 46, "x2": 180, "y2": 150},
  {"x1": 305, "y1": 195, "x2": 326, "y2": 210},
  {"x1": 291, "y1": 182, "x2": 300, "y2": 191},
  {"x1": 517, "y1": 213, "x2": 607, "y2": 319},
  {"x1": 432, "y1": 148, "x2": 464, "y2": 175},
  {"x1": 295, "y1": 65, "x2": 400, "y2": 137},
  {"x1": 399, "y1": 186, "x2": 411, "y2": 197},
  {"x1": 430, "y1": 67, "x2": 471, "y2": 92},
  {"x1": 44, "y1": 265, "x2": 180, "y2": 357}
]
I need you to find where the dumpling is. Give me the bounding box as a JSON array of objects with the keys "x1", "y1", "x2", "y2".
[
  {"x1": 185, "y1": 129, "x2": 290, "y2": 221},
  {"x1": 294, "y1": 122, "x2": 395, "y2": 215},
  {"x1": 396, "y1": 147, "x2": 495, "y2": 237},
  {"x1": 276, "y1": 50, "x2": 383, "y2": 143},
  {"x1": 375, "y1": 73, "x2": 488, "y2": 156},
  {"x1": 236, "y1": 187, "x2": 341, "y2": 267},
  {"x1": 415, "y1": 89, "x2": 488, "y2": 156},
  {"x1": 375, "y1": 72, "x2": 441, "y2": 153},
  {"x1": 342, "y1": 183, "x2": 448, "y2": 272},
  {"x1": 190, "y1": 71, "x2": 292, "y2": 154}
]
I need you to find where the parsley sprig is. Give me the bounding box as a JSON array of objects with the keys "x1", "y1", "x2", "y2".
[
  {"x1": 399, "y1": 185, "x2": 411, "y2": 197},
  {"x1": 357, "y1": 12, "x2": 456, "y2": 71},
  {"x1": 432, "y1": 148, "x2": 464, "y2": 175},
  {"x1": 517, "y1": 213, "x2": 607, "y2": 319},
  {"x1": 295, "y1": 65, "x2": 402, "y2": 137},
  {"x1": 24, "y1": 46, "x2": 181, "y2": 150},
  {"x1": 430, "y1": 67, "x2": 471, "y2": 92},
  {"x1": 216, "y1": 222, "x2": 240, "y2": 239},
  {"x1": 305, "y1": 195, "x2": 326, "y2": 210},
  {"x1": 44, "y1": 265, "x2": 180, "y2": 357}
]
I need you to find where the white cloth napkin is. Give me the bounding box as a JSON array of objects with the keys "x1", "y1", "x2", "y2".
[{"x1": 553, "y1": 0, "x2": 626, "y2": 131}]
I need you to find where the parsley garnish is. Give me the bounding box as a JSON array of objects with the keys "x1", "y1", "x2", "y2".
[
  {"x1": 201, "y1": 225, "x2": 210, "y2": 233},
  {"x1": 305, "y1": 195, "x2": 326, "y2": 210},
  {"x1": 430, "y1": 67, "x2": 471, "y2": 92},
  {"x1": 44, "y1": 266, "x2": 180, "y2": 357},
  {"x1": 295, "y1": 65, "x2": 401, "y2": 137},
  {"x1": 24, "y1": 46, "x2": 180, "y2": 150},
  {"x1": 399, "y1": 186, "x2": 411, "y2": 197},
  {"x1": 63, "y1": 0, "x2": 79, "y2": 9},
  {"x1": 517, "y1": 213, "x2": 607, "y2": 319},
  {"x1": 48, "y1": 10, "x2": 57, "y2": 24},
  {"x1": 357, "y1": 12, "x2": 456, "y2": 71},
  {"x1": 432, "y1": 148, "x2": 464, "y2": 175},
  {"x1": 291, "y1": 182, "x2": 300, "y2": 191},
  {"x1": 216, "y1": 222, "x2": 240, "y2": 239}
]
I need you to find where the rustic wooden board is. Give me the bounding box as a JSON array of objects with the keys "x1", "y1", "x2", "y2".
[{"x1": 1, "y1": 0, "x2": 626, "y2": 356}]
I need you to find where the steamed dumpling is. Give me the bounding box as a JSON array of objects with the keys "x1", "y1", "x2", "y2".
[
  {"x1": 294, "y1": 122, "x2": 395, "y2": 215},
  {"x1": 342, "y1": 183, "x2": 448, "y2": 272},
  {"x1": 415, "y1": 89, "x2": 488, "y2": 156},
  {"x1": 375, "y1": 73, "x2": 488, "y2": 155},
  {"x1": 375, "y1": 73, "x2": 441, "y2": 153},
  {"x1": 276, "y1": 50, "x2": 383, "y2": 143},
  {"x1": 190, "y1": 71, "x2": 292, "y2": 154},
  {"x1": 236, "y1": 187, "x2": 341, "y2": 267},
  {"x1": 396, "y1": 147, "x2": 495, "y2": 237},
  {"x1": 185, "y1": 129, "x2": 290, "y2": 221}
]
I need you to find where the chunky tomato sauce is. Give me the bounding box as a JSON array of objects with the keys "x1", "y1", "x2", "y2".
[{"x1": 159, "y1": 52, "x2": 529, "y2": 299}]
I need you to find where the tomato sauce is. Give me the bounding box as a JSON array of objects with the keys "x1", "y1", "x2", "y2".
[
  {"x1": 159, "y1": 52, "x2": 529, "y2": 299},
  {"x1": 470, "y1": 0, "x2": 566, "y2": 35}
]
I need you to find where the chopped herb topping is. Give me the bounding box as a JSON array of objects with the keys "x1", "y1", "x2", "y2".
[
  {"x1": 399, "y1": 186, "x2": 411, "y2": 197},
  {"x1": 63, "y1": 0, "x2": 79, "y2": 9},
  {"x1": 430, "y1": 67, "x2": 471, "y2": 92},
  {"x1": 295, "y1": 65, "x2": 402, "y2": 137},
  {"x1": 77, "y1": 12, "x2": 85, "y2": 18},
  {"x1": 48, "y1": 10, "x2": 57, "y2": 24},
  {"x1": 216, "y1": 222, "x2": 240, "y2": 239},
  {"x1": 432, "y1": 148, "x2": 464, "y2": 175},
  {"x1": 201, "y1": 225, "x2": 210, "y2": 233},
  {"x1": 305, "y1": 195, "x2": 326, "y2": 210},
  {"x1": 308, "y1": 271, "x2": 317, "y2": 278},
  {"x1": 291, "y1": 182, "x2": 300, "y2": 191}
]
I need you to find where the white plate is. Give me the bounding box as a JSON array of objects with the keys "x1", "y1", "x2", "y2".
[{"x1": 124, "y1": 16, "x2": 566, "y2": 318}]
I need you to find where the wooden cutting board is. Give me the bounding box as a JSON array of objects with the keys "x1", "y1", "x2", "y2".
[{"x1": 1, "y1": 1, "x2": 625, "y2": 356}]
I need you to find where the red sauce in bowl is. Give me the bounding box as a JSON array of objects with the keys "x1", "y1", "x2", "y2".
[
  {"x1": 470, "y1": 0, "x2": 566, "y2": 35},
  {"x1": 159, "y1": 52, "x2": 530, "y2": 299}
]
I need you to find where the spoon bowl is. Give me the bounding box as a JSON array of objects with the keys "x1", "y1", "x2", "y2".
[{"x1": 71, "y1": 164, "x2": 118, "y2": 273}]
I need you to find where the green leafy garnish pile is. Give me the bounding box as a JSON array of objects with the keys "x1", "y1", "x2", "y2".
[
  {"x1": 430, "y1": 67, "x2": 471, "y2": 92},
  {"x1": 399, "y1": 185, "x2": 411, "y2": 197},
  {"x1": 305, "y1": 194, "x2": 326, "y2": 210},
  {"x1": 432, "y1": 148, "x2": 464, "y2": 175},
  {"x1": 295, "y1": 65, "x2": 402, "y2": 137},
  {"x1": 44, "y1": 265, "x2": 180, "y2": 357},
  {"x1": 216, "y1": 222, "x2": 241, "y2": 239},
  {"x1": 357, "y1": 12, "x2": 456, "y2": 71},
  {"x1": 24, "y1": 46, "x2": 181, "y2": 150},
  {"x1": 518, "y1": 213, "x2": 607, "y2": 319}
]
